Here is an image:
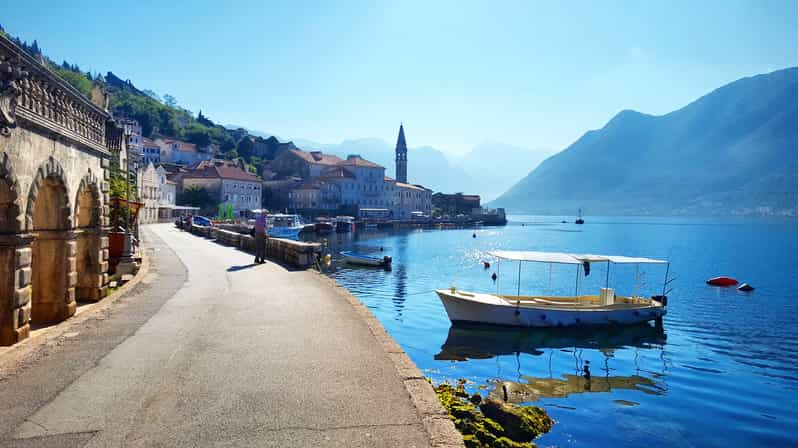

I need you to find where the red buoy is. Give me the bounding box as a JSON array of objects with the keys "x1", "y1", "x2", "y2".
[{"x1": 707, "y1": 276, "x2": 738, "y2": 287}]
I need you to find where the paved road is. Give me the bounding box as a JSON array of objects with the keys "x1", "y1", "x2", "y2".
[{"x1": 0, "y1": 224, "x2": 430, "y2": 447}]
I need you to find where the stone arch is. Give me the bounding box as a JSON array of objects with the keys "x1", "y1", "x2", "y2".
[
  {"x1": 0, "y1": 153, "x2": 29, "y2": 345},
  {"x1": 74, "y1": 170, "x2": 101, "y2": 228},
  {"x1": 27, "y1": 157, "x2": 76, "y2": 324},
  {"x1": 73, "y1": 170, "x2": 106, "y2": 302},
  {"x1": 0, "y1": 153, "x2": 23, "y2": 234},
  {"x1": 26, "y1": 156, "x2": 73, "y2": 231}
]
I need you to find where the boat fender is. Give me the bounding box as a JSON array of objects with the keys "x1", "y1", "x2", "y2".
[
  {"x1": 738, "y1": 283, "x2": 754, "y2": 292},
  {"x1": 491, "y1": 272, "x2": 497, "y2": 281},
  {"x1": 383, "y1": 256, "x2": 392, "y2": 264},
  {"x1": 652, "y1": 295, "x2": 668, "y2": 306},
  {"x1": 483, "y1": 261, "x2": 491, "y2": 269},
  {"x1": 583, "y1": 361, "x2": 591, "y2": 380},
  {"x1": 473, "y1": 233, "x2": 476, "y2": 238},
  {"x1": 324, "y1": 254, "x2": 332, "y2": 267}
]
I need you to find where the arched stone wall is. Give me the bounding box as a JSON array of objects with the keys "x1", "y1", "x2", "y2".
[
  {"x1": 74, "y1": 171, "x2": 108, "y2": 301},
  {"x1": 28, "y1": 157, "x2": 77, "y2": 324},
  {"x1": 0, "y1": 153, "x2": 32, "y2": 345}
]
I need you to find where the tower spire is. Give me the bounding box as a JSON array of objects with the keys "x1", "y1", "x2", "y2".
[{"x1": 395, "y1": 123, "x2": 408, "y2": 183}]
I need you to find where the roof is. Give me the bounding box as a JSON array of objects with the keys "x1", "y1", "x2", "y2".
[
  {"x1": 395, "y1": 182, "x2": 426, "y2": 191},
  {"x1": 396, "y1": 123, "x2": 407, "y2": 148},
  {"x1": 488, "y1": 250, "x2": 668, "y2": 265},
  {"x1": 141, "y1": 137, "x2": 159, "y2": 147},
  {"x1": 320, "y1": 166, "x2": 355, "y2": 179},
  {"x1": 338, "y1": 156, "x2": 382, "y2": 169},
  {"x1": 182, "y1": 162, "x2": 261, "y2": 182},
  {"x1": 288, "y1": 149, "x2": 343, "y2": 166}
]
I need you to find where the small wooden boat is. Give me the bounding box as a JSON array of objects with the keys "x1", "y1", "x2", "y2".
[
  {"x1": 436, "y1": 250, "x2": 671, "y2": 328},
  {"x1": 341, "y1": 251, "x2": 392, "y2": 268},
  {"x1": 706, "y1": 276, "x2": 738, "y2": 286}
]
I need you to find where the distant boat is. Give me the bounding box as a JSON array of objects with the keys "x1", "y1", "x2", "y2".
[
  {"x1": 341, "y1": 251, "x2": 392, "y2": 268},
  {"x1": 707, "y1": 276, "x2": 738, "y2": 287},
  {"x1": 436, "y1": 250, "x2": 671, "y2": 328},
  {"x1": 335, "y1": 216, "x2": 355, "y2": 233},
  {"x1": 575, "y1": 208, "x2": 585, "y2": 224},
  {"x1": 314, "y1": 218, "x2": 334, "y2": 234}
]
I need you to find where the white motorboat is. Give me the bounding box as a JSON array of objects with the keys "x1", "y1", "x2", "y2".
[
  {"x1": 340, "y1": 251, "x2": 392, "y2": 268},
  {"x1": 267, "y1": 214, "x2": 304, "y2": 240},
  {"x1": 437, "y1": 250, "x2": 672, "y2": 328}
]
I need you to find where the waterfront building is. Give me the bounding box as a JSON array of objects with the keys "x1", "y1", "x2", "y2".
[
  {"x1": 431, "y1": 193, "x2": 481, "y2": 215},
  {"x1": 180, "y1": 159, "x2": 262, "y2": 215}
]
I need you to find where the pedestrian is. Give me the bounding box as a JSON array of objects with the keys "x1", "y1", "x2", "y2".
[{"x1": 254, "y1": 211, "x2": 267, "y2": 264}]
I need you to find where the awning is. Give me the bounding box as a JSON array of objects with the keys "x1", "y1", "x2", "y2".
[{"x1": 488, "y1": 250, "x2": 667, "y2": 265}]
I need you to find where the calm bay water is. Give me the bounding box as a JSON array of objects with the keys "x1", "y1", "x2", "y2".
[{"x1": 317, "y1": 216, "x2": 798, "y2": 447}]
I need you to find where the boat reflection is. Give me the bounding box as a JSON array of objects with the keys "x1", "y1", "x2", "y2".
[
  {"x1": 490, "y1": 373, "x2": 664, "y2": 404},
  {"x1": 435, "y1": 322, "x2": 666, "y2": 361}
]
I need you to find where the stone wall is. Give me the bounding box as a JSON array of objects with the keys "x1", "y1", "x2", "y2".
[
  {"x1": 0, "y1": 34, "x2": 112, "y2": 346},
  {"x1": 188, "y1": 225, "x2": 321, "y2": 269}
]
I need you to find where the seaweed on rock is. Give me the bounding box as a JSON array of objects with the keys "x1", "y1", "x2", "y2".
[{"x1": 432, "y1": 379, "x2": 553, "y2": 448}]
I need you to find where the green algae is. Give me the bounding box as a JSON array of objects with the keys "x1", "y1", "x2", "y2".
[{"x1": 432, "y1": 379, "x2": 553, "y2": 448}]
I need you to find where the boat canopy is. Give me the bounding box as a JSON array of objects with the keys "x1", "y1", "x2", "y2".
[{"x1": 488, "y1": 250, "x2": 668, "y2": 265}]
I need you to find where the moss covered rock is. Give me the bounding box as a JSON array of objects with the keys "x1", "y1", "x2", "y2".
[{"x1": 432, "y1": 380, "x2": 552, "y2": 448}]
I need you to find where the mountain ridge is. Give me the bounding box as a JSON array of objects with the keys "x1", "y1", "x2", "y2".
[{"x1": 491, "y1": 67, "x2": 798, "y2": 216}]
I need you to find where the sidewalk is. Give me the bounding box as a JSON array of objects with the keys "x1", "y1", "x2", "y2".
[{"x1": 0, "y1": 224, "x2": 461, "y2": 447}]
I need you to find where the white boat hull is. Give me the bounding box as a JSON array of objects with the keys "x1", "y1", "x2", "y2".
[{"x1": 436, "y1": 290, "x2": 666, "y2": 328}]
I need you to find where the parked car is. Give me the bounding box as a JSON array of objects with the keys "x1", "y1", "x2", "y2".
[{"x1": 193, "y1": 216, "x2": 212, "y2": 227}]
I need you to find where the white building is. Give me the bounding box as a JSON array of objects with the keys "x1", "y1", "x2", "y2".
[
  {"x1": 180, "y1": 160, "x2": 262, "y2": 214},
  {"x1": 137, "y1": 162, "x2": 161, "y2": 224},
  {"x1": 156, "y1": 138, "x2": 213, "y2": 166},
  {"x1": 141, "y1": 137, "x2": 161, "y2": 165}
]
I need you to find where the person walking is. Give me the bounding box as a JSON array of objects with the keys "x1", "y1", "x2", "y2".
[{"x1": 254, "y1": 212, "x2": 267, "y2": 264}]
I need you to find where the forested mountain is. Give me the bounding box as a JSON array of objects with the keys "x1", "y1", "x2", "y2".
[{"x1": 492, "y1": 67, "x2": 798, "y2": 216}]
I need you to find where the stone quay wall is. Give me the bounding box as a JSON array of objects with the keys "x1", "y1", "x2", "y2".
[{"x1": 188, "y1": 225, "x2": 321, "y2": 268}]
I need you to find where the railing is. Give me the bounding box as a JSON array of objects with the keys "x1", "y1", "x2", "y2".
[{"x1": 0, "y1": 34, "x2": 111, "y2": 155}]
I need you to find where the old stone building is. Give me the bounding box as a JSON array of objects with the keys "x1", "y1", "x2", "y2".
[{"x1": 0, "y1": 35, "x2": 113, "y2": 346}]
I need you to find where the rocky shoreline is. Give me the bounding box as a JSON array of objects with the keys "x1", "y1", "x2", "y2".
[{"x1": 432, "y1": 379, "x2": 552, "y2": 448}]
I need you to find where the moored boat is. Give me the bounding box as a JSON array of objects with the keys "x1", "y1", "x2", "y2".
[
  {"x1": 335, "y1": 216, "x2": 355, "y2": 233},
  {"x1": 706, "y1": 276, "x2": 738, "y2": 286},
  {"x1": 267, "y1": 214, "x2": 304, "y2": 240},
  {"x1": 341, "y1": 250, "x2": 392, "y2": 268},
  {"x1": 436, "y1": 250, "x2": 671, "y2": 328},
  {"x1": 315, "y1": 218, "x2": 334, "y2": 234}
]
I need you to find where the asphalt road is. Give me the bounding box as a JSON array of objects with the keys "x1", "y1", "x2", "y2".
[{"x1": 0, "y1": 224, "x2": 430, "y2": 447}]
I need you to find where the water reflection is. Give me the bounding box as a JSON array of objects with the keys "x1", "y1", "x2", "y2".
[
  {"x1": 490, "y1": 373, "x2": 664, "y2": 404},
  {"x1": 436, "y1": 323, "x2": 666, "y2": 361}
]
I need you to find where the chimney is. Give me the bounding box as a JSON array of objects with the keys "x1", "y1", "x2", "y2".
[{"x1": 347, "y1": 154, "x2": 360, "y2": 160}]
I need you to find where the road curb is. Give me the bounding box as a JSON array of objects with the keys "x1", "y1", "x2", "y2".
[
  {"x1": 0, "y1": 238, "x2": 152, "y2": 371},
  {"x1": 315, "y1": 273, "x2": 466, "y2": 448}
]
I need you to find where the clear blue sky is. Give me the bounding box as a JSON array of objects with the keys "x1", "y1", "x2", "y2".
[{"x1": 3, "y1": 0, "x2": 796, "y2": 155}]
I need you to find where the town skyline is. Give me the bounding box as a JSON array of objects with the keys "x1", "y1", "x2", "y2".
[{"x1": 3, "y1": 0, "x2": 796, "y2": 156}]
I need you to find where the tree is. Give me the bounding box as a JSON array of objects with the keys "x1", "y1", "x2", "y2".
[
  {"x1": 142, "y1": 89, "x2": 161, "y2": 102},
  {"x1": 178, "y1": 185, "x2": 215, "y2": 211},
  {"x1": 163, "y1": 94, "x2": 178, "y2": 108},
  {"x1": 237, "y1": 136, "x2": 255, "y2": 160},
  {"x1": 197, "y1": 110, "x2": 215, "y2": 127}
]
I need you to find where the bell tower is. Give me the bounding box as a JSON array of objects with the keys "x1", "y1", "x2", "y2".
[{"x1": 395, "y1": 123, "x2": 407, "y2": 183}]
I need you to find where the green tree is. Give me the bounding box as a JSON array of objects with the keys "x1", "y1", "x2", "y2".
[
  {"x1": 163, "y1": 94, "x2": 178, "y2": 108},
  {"x1": 178, "y1": 185, "x2": 215, "y2": 211}
]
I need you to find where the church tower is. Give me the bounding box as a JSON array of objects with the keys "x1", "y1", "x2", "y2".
[{"x1": 395, "y1": 123, "x2": 408, "y2": 183}]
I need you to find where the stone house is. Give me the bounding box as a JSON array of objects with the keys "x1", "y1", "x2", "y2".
[
  {"x1": 137, "y1": 162, "x2": 160, "y2": 224},
  {"x1": 180, "y1": 160, "x2": 262, "y2": 214}
]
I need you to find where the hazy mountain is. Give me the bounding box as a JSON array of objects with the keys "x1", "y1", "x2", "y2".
[
  {"x1": 491, "y1": 67, "x2": 798, "y2": 216},
  {"x1": 293, "y1": 137, "x2": 474, "y2": 193},
  {"x1": 454, "y1": 142, "x2": 554, "y2": 201}
]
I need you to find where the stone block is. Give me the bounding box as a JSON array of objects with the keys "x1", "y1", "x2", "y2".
[
  {"x1": 67, "y1": 241, "x2": 77, "y2": 257},
  {"x1": 15, "y1": 247, "x2": 32, "y2": 268},
  {"x1": 101, "y1": 181, "x2": 109, "y2": 193},
  {"x1": 17, "y1": 303, "x2": 31, "y2": 327},
  {"x1": 14, "y1": 286, "x2": 31, "y2": 307},
  {"x1": 100, "y1": 236, "x2": 109, "y2": 249},
  {"x1": 67, "y1": 271, "x2": 78, "y2": 287},
  {"x1": 16, "y1": 267, "x2": 32, "y2": 288},
  {"x1": 66, "y1": 287, "x2": 76, "y2": 305},
  {"x1": 67, "y1": 256, "x2": 76, "y2": 272},
  {"x1": 99, "y1": 261, "x2": 108, "y2": 273}
]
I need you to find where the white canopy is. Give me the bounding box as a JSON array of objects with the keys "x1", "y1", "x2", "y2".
[{"x1": 488, "y1": 250, "x2": 667, "y2": 265}]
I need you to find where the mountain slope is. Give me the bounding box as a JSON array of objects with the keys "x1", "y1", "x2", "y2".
[{"x1": 491, "y1": 67, "x2": 798, "y2": 216}]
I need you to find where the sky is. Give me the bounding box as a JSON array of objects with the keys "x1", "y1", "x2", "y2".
[{"x1": 2, "y1": 0, "x2": 797, "y2": 156}]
